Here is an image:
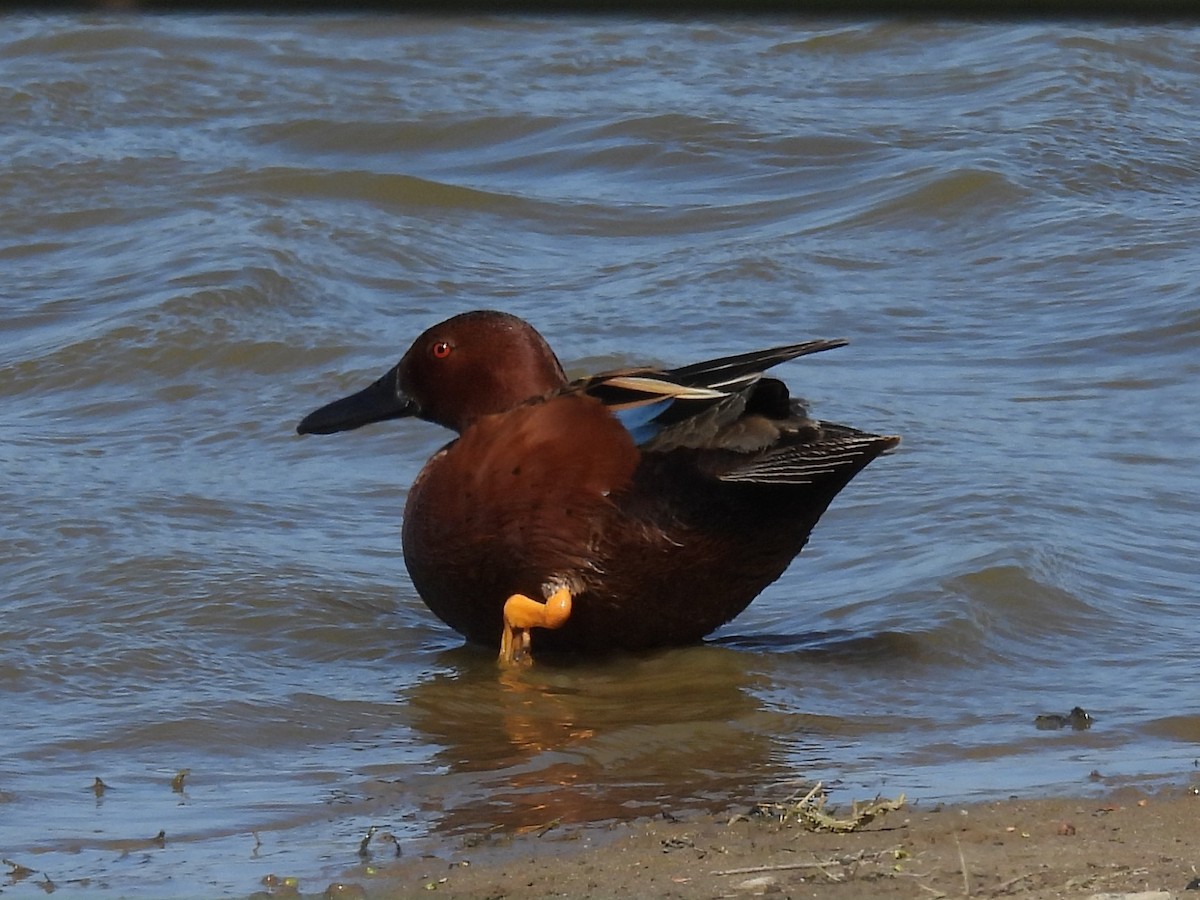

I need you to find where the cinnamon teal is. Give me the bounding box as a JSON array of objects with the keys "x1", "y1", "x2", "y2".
[{"x1": 297, "y1": 310, "x2": 899, "y2": 665}]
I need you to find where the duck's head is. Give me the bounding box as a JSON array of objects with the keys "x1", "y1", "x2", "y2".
[{"x1": 297, "y1": 310, "x2": 568, "y2": 436}]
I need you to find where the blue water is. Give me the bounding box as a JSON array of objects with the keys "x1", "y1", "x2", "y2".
[{"x1": 1, "y1": 16, "x2": 1198, "y2": 898}]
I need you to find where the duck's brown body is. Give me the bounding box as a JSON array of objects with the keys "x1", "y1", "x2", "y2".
[
  {"x1": 403, "y1": 404, "x2": 888, "y2": 652},
  {"x1": 298, "y1": 310, "x2": 898, "y2": 661}
]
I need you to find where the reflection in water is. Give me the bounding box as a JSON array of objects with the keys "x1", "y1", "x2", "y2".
[{"x1": 400, "y1": 645, "x2": 796, "y2": 836}]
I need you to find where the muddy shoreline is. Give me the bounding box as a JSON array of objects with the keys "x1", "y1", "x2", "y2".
[{"x1": 318, "y1": 781, "x2": 1200, "y2": 899}]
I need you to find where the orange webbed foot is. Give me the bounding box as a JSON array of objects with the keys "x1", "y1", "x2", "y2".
[{"x1": 499, "y1": 586, "x2": 573, "y2": 666}]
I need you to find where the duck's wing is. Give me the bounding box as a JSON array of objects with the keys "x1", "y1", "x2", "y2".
[
  {"x1": 667, "y1": 339, "x2": 847, "y2": 391},
  {"x1": 572, "y1": 340, "x2": 847, "y2": 449},
  {"x1": 570, "y1": 368, "x2": 737, "y2": 446},
  {"x1": 715, "y1": 423, "x2": 901, "y2": 485}
]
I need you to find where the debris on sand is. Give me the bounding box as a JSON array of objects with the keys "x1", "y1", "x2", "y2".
[{"x1": 738, "y1": 781, "x2": 906, "y2": 833}]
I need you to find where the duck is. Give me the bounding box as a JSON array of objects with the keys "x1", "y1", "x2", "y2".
[{"x1": 297, "y1": 310, "x2": 899, "y2": 665}]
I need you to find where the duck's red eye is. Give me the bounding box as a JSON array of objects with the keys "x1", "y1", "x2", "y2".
[{"x1": 431, "y1": 341, "x2": 452, "y2": 360}]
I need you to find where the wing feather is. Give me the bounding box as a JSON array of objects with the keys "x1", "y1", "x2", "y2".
[{"x1": 717, "y1": 431, "x2": 900, "y2": 485}]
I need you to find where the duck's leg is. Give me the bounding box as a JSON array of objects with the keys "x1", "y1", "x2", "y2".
[{"x1": 499, "y1": 586, "x2": 573, "y2": 666}]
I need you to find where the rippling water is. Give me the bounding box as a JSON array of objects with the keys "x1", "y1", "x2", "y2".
[{"x1": 2, "y1": 16, "x2": 1199, "y2": 897}]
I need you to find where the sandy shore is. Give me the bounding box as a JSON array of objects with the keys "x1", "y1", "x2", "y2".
[{"x1": 328, "y1": 782, "x2": 1200, "y2": 899}]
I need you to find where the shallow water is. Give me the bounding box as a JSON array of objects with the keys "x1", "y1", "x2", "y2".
[{"x1": 2, "y1": 15, "x2": 1199, "y2": 898}]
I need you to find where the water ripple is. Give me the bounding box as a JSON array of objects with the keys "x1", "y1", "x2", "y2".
[{"x1": 1, "y1": 16, "x2": 1198, "y2": 899}]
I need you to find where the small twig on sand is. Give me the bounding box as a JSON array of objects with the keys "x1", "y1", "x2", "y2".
[
  {"x1": 712, "y1": 847, "x2": 897, "y2": 878},
  {"x1": 712, "y1": 859, "x2": 849, "y2": 877},
  {"x1": 993, "y1": 870, "x2": 1037, "y2": 894},
  {"x1": 954, "y1": 835, "x2": 970, "y2": 896}
]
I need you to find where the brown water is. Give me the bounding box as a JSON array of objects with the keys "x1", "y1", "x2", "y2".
[{"x1": 2, "y1": 16, "x2": 1199, "y2": 897}]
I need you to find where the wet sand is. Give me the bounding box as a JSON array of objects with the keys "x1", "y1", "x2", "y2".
[{"x1": 336, "y1": 783, "x2": 1200, "y2": 899}]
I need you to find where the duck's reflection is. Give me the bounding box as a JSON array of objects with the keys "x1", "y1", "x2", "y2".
[{"x1": 398, "y1": 643, "x2": 804, "y2": 837}]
